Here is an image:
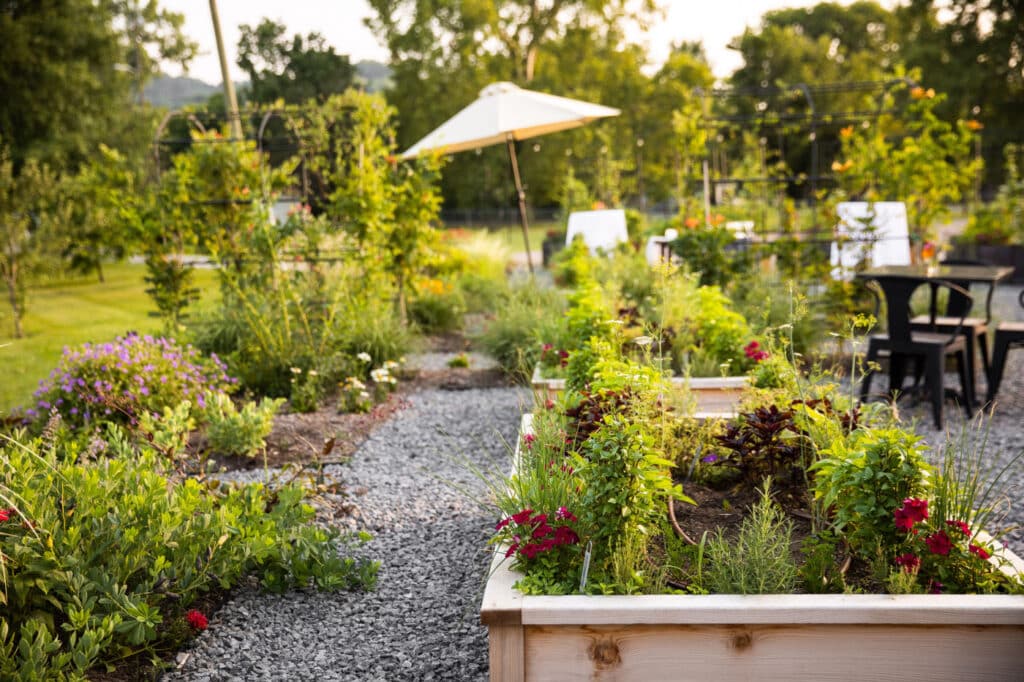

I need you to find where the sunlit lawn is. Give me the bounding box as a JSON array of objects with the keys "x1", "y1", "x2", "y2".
[
  {"x1": 0, "y1": 262, "x2": 218, "y2": 414},
  {"x1": 447, "y1": 222, "x2": 557, "y2": 255}
]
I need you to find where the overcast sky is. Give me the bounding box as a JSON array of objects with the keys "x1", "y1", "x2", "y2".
[{"x1": 164, "y1": 0, "x2": 897, "y2": 85}]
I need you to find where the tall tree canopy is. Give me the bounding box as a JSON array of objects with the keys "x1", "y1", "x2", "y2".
[
  {"x1": 0, "y1": 0, "x2": 194, "y2": 169},
  {"x1": 237, "y1": 19, "x2": 357, "y2": 105}
]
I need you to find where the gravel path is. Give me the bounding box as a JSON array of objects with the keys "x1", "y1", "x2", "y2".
[{"x1": 164, "y1": 387, "x2": 528, "y2": 681}]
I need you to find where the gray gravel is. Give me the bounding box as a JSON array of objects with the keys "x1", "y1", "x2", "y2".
[{"x1": 164, "y1": 387, "x2": 527, "y2": 681}]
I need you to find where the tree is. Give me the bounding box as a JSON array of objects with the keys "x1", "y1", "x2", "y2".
[
  {"x1": 0, "y1": 0, "x2": 194, "y2": 169},
  {"x1": 0, "y1": 146, "x2": 61, "y2": 338},
  {"x1": 237, "y1": 19, "x2": 357, "y2": 105}
]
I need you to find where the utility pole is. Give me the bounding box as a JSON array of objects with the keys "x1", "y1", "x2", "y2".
[{"x1": 209, "y1": 0, "x2": 242, "y2": 140}]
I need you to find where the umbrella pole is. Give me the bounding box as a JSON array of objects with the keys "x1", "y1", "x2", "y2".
[{"x1": 506, "y1": 135, "x2": 535, "y2": 274}]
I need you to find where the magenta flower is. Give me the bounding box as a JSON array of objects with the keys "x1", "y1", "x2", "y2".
[{"x1": 924, "y1": 531, "x2": 953, "y2": 556}]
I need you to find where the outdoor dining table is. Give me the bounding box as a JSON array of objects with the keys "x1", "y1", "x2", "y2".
[
  {"x1": 855, "y1": 263, "x2": 1014, "y2": 323},
  {"x1": 854, "y1": 263, "x2": 1014, "y2": 408}
]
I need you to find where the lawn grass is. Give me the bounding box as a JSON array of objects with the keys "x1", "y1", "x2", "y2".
[
  {"x1": 0, "y1": 262, "x2": 218, "y2": 414},
  {"x1": 448, "y1": 222, "x2": 557, "y2": 254}
]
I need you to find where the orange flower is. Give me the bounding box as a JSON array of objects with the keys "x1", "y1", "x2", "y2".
[
  {"x1": 683, "y1": 217, "x2": 699, "y2": 229},
  {"x1": 711, "y1": 213, "x2": 726, "y2": 226},
  {"x1": 921, "y1": 242, "x2": 936, "y2": 261},
  {"x1": 839, "y1": 126, "x2": 854, "y2": 139},
  {"x1": 911, "y1": 86, "x2": 935, "y2": 100},
  {"x1": 966, "y1": 119, "x2": 984, "y2": 131},
  {"x1": 831, "y1": 159, "x2": 854, "y2": 173}
]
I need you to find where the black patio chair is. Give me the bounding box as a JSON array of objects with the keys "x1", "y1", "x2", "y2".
[
  {"x1": 909, "y1": 259, "x2": 993, "y2": 404},
  {"x1": 987, "y1": 289, "x2": 1024, "y2": 403},
  {"x1": 860, "y1": 277, "x2": 975, "y2": 429}
]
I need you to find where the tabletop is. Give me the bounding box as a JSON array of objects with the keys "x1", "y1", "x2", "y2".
[{"x1": 855, "y1": 264, "x2": 1015, "y2": 284}]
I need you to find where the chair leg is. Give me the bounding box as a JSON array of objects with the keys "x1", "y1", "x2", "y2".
[
  {"x1": 890, "y1": 354, "x2": 908, "y2": 399},
  {"x1": 978, "y1": 329, "x2": 991, "y2": 397},
  {"x1": 988, "y1": 332, "x2": 1011, "y2": 403},
  {"x1": 962, "y1": 332, "x2": 977, "y2": 406},
  {"x1": 926, "y1": 350, "x2": 944, "y2": 430},
  {"x1": 954, "y1": 348, "x2": 974, "y2": 419}
]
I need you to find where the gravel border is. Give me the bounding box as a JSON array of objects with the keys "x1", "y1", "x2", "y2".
[{"x1": 164, "y1": 387, "x2": 528, "y2": 681}]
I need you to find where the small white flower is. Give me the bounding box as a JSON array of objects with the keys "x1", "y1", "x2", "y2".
[
  {"x1": 359, "y1": 391, "x2": 370, "y2": 399},
  {"x1": 384, "y1": 360, "x2": 399, "y2": 371},
  {"x1": 371, "y1": 368, "x2": 390, "y2": 383},
  {"x1": 357, "y1": 352, "x2": 372, "y2": 363},
  {"x1": 347, "y1": 377, "x2": 366, "y2": 390},
  {"x1": 307, "y1": 370, "x2": 318, "y2": 377},
  {"x1": 290, "y1": 367, "x2": 303, "y2": 374},
  {"x1": 634, "y1": 336, "x2": 653, "y2": 347},
  {"x1": 388, "y1": 376, "x2": 398, "y2": 385}
]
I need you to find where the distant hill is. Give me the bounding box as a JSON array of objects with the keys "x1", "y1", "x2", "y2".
[
  {"x1": 356, "y1": 60, "x2": 392, "y2": 93},
  {"x1": 144, "y1": 75, "x2": 219, "y2": 108},
  {"x1": 145, "y1": 60, "x2": 391, "y2": 110}
]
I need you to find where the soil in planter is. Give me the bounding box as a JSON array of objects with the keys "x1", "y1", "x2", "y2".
[{"x1": 664, "y1": 483, "x2": 880, "y2": 594}]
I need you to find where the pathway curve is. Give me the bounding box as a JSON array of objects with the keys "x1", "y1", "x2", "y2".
[{"x1": 164, "y1": 387, "x2": 527, "y2": 681}]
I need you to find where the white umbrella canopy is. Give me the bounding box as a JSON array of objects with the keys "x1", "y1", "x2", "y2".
[
  {"x1": 400, "y1": 81, "x2": 620, "y2": 158},
  {"x1": 400, "y1": 82, "x2": 621, "y2": 272}
]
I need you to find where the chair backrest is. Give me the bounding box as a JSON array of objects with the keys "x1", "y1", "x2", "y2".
[
  {"x1": 565, "y1": 209, "x2": 628, "y2": 255},
  {"x1": 831, "y1": 202, "x2": 911, "y2": 279},
  {"x1": 940, "y1": 258, "x2": 986, "y2": 318},
  {"x1": 872, "y1": 276, "x2": 973, "y2": 350}
]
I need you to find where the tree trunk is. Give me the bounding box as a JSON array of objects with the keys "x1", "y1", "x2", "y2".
[
  {"x1": 5, "y1": 274, "x2": 23, "y2": 339},
  {"x1": 96, "y1": 258, "x2": 105, "y2": 284}
]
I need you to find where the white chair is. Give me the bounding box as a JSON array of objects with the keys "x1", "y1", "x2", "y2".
[
  {"x1": 565, "y1": 209, "x2": 628, "y2": 256},
  {"x1": 830, "y1": 201, "x2": 911, "y2": 280},
  {"x1": 645, "y1": 228, "x2": 678, "y2": 265}
]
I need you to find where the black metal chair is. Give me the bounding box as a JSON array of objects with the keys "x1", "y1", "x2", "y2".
[
  {"x1": 860, "y1": 277, "x2": 975, "y2": 429},
  {"x1": 909, "y1": 259, "x2": 993, "y2": 404},
  {"x1": 987, "y1": 289, "x2": 1024, "y2": 403}
]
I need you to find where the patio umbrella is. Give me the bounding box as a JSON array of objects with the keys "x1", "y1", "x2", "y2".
[{"x1": 400, "y1": 82, "x2": 620, "y2": 273}]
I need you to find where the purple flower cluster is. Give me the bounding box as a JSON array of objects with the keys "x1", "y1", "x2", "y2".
[{"x1": 26, "y1": 333, "x2": 236, "y2": 429}]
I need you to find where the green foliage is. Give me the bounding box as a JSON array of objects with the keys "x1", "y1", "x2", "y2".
[
  {"x1": 0, "y1": 146, "x2": 62, "y2": 338},
  {"x1": 811, "y1": 428, "x2": 931, "y2": 559},
  {"x1": 960, "y1": 144, "x2": 1024, "y2": 246},
  {"x1": 142, "y1": 255, "x2": 200, "y2": 328},
  {"x1": 799, "y1": 531, "x2": 847, "y2": 594},
  {"x1": 0, "y1": 429, "x2": 376, "y2": 679},
  {"x1": 202, "y1": 393, "x2": 284, "y2": 458},
  {"x1": 669, "y1": 224, "x2": 748, "y2": 288},
  {"x1": 476, "y1": 283, "x2": 567, "y2": 381},
  {"x1": 704, "y1": 483, "x2": 798, "y2": 594},
  {"x1": 237, "y1": 19, "x2": 356, "y2": 105},
  {"x1": 25, "y1": 333, "x2": 235, "y2": 433},
  {"x1": 408, "y1": 278, "x2": 466, "y2": 334},
  {"x1": 550, "y1": 237, "x2": 594, "y2": 288}
]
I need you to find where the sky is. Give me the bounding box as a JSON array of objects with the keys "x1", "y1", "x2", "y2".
[{"x1": 164, "y1": 0, "x2": 897, "y2": 85}]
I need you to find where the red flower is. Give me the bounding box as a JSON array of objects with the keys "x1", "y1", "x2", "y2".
[
  {"x1": 495, "y1": 517, "x2": 510, "y2": 531},
  {"x1": 743, "y1": 341, "x2": 769, "y2": 362},
  {"x1": 928, "y1": 580, "x2": 944, "y2": 594},
  {"x1": 544, "y1": 399, "x2": 555, "y2": 410},
  {"x1": 0, "y1": 508, "x2": 13, "y2": 522},
  {"x1": 945, "y1": 519, "x2": 971, "y2": 536},
  {"x1": 553, "y1": 526, "x2": 579, "y2": 545},
  {"x1": 969, "y1": 543, "x2": 992, "y2": 560},
  {"x1": 523, "y1": 433, "x2": 535, "y2": 448},
  {"x1": 894, "y1": 553, "x2": 921, "y2": 571},
  {"x1": 894, "y1": 498, "x2": 929, "y2": 530},
  {"x1": 924, "y1": 531, "x2": 953, "y2": 556},
  {"x1": 511, "y1": 509, "x2": 533, "y2": 525},
  {"x1": 505, "y1": 542, "x2": 519, "y2": 558},
  {"x1": 185, "y1": 609, "x2": 208, "y2": 631}
]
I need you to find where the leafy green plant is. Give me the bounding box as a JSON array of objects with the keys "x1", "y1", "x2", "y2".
[
  {"x1": 202, "y1": 392, "x2": 284, "y2": 458},
  {"x1": 0, "y1": 428, "x2": 376, "y2": 680},
  {"x1": 408, "y1": 277, "x2": 465, "y2": 333},
  {"x1": 704, "y1": 482, "x2": 798, "y2": 594},
  {"x1": 476, "y1": 282, "x2": 566, "y2": 381},
  {"x1": 811, "y1": 427, "x2": 931, "y2": 559},
  {"x1": 799, "y1": 531, "x2": 847, "y2": 594}
]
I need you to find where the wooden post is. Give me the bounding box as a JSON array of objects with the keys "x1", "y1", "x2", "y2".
[{"x1": 506, "y1": 135, "x2": 534, "y2": 275}]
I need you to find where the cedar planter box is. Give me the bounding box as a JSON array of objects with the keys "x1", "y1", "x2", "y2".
[
  {"x1": 949, "y1": 243, "x2": 1024, "y2": 283},
  {"x1": 531, "y1": 366, "x2": 748, "y2": 420},
  {"x1": 481, "y1": 416, "x2": 1024, "y2": 682}
]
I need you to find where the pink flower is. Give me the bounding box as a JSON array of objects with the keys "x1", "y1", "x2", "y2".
[
  {"x1": 185, "y1": 609, "x2": 208, "y2": 631},
  {"x1": 544, "y1": 399, "x2": 555, "y2": 410},
  {"x1": 894, "y1": 498, "x2": 929, "y2": 531},
  {"x1": 945, "y1": 519, "x2": 971, "y2": 536},
  {"x1": 555, "y1": 506, "x2": 577, "y2": 522},
  {"x1": 0, "y1": 508, "x2": 13, "y2": 523},
  {"x1": 928, "y1": 580, "x2": 944, "y2": 594},
  {"x1": 969, "y1": 543, "x2": 992, "y2": 560},
  {"x1": 894, "y1": 553, "x2": 920, "y2": 571},
  {"x1": 523, "y1": 433, "x2": 535, "y2": 449},
  {"x1": 924, "y1": 531, "x2": 953, "y2": 556}
]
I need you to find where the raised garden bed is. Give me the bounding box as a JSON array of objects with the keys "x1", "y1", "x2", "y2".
[
  {"x1": 481, "y1": 416, "x2": 1024, "y2": 682},
  {"x1": 531, "y1": 366, "x2": 748, "y2": 419}
]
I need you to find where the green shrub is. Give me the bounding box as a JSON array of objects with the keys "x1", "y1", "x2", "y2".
[
  {"x1": 25, "y1": 333, "x2": 235, "y2": 431},
  {"x1": 476, "y1": 283, "x2": 566, "y2": 380},
  {"x1": 408, "y1": 278, "x2": 466, "y2": 333},
  {"x1": 202, "y1": 393, "x2": 284, "y2": 457},
  {"x1": 0, "y1": 429, "x2": 376, "y2": 679},
  {"x1": 811, "y1": 428, "x2": 931, "y2": 559},
  {"x1": 704, "y1": 483, "x2": 798, "y2": 594}
]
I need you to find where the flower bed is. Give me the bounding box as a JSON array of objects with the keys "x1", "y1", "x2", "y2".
[
  {"x1": 481, "y1": 416, "x2": 1024, "y2": 682},
  {"x1": 531, "y1": 365, "x2": 748, "y2": 419}
]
